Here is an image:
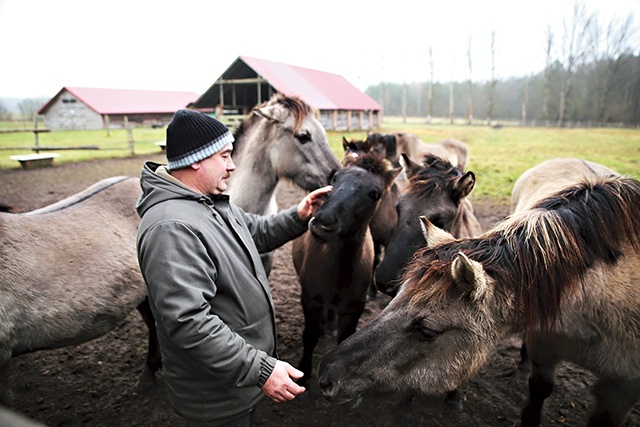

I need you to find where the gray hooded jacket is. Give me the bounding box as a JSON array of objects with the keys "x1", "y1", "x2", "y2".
[{"x1": 136, "y1": 161, "x2": 308, "y2": 423}]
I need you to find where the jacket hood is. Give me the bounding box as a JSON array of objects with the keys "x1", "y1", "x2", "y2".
[{"x1": 137, "y1": 161, "x2": 209, "y2": 218}]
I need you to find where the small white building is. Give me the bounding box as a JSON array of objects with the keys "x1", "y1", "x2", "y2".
[{"x1": 38, "y1": 87, "x2": 199, "y2": 130}]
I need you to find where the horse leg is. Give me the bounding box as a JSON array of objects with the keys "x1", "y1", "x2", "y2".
[
  {"x1": 520, "y1": 350, "x2": 558, "y2": 427},
  {"x1": 260, "y1": 252, "x2": 273, "y2": 277},
  {"x1": 444, "y1": 389, "x2": 464, "y2": 413},
  {"x1": 298, "y1": 301, "x2": 323, "y2": 388},
  {"x1": 516, "y1": 341, "x2": 531, "y2": 380},
  {"x1": 336, "y1": 302, "x2": 365, "y2": 344},
  {"x1": 0, "y1": 357, "x2": 13, "y2": 406},
  {"x1": 134, "y1": 297, "x2": 162, "y2": 393},
  {"x1": 367, "y1": 243, "x2": 383, "y2": 302},
  {"x1": 587, "y1": 377, "x2": 640, "y2": 427}
]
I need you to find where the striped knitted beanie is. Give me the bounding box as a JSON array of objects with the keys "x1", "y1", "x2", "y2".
[{"x1": 166, "y1": 109, "x2": 234, "y2": 171}]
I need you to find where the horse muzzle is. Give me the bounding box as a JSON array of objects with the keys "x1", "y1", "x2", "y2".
[{"x1": 308, "y1": 217, "x2": 339, "y2": 241}]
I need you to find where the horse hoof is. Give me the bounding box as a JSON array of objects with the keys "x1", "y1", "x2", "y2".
[
  {"x1": 446, "y1": 399, "x2": 464, "y2": 413},
  {"x1": 516, "y1": 367, "x2": 531, "y2": 381},
  {"x1": 366, "y1": 291, "x2": 377, "y2": 302},
  {"x1": 134, "y1": 368, "x2": 157, "y2": 395},
  {"x1": 445, "y1": 390, "x2": 464, "y2": 413}
]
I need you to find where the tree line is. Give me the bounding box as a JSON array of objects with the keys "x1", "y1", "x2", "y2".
[{"x1": 366, "y1": 2, "x2": 639, "y2": 127}]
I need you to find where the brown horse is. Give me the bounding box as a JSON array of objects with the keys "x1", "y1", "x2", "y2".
[
  {"x1": 0, "y1": 177, "x2": 161, "y2": 406},
  {"x1": 292, "y1": 152, "x2": 400, "y2": 387},
  {"x1": 374, "y1": 153, "x2": 481, "y2": 297},
  {"x1": 228, "y1": 93, "x2": 341, "y2": 274},
  {"x1": 319, "y1": 174, "x2": 640, "y2": 427},
  {"x1": 342, "y1": 137, "x2": 402, "y2": 300},
  {"x1": 366, "y1": 132, "x2": 468, "y2": 172}
]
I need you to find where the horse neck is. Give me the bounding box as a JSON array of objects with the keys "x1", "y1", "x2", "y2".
[
  {"x1": 228, "y1": 127, "x2": 278, "y2": 214},
  {"x1": 450, "y1": 198, "x2": 482, "y2": 238}
]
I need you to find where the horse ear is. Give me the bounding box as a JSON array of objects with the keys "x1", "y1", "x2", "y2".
[
  {"x1": 400, "y1": 153, "x2": 421, "y2": 178},
  {"x1": 383, "y1": 167, "x2": 402, "y2": 188},
  {"x1": 419, "y1": 216, "x2": 455, "y2": 246},
  {"x1": 342, "y1": 137, "x2": 350, "y2": 151},
  {"x1": 451, "y1": 251, "x2": 488, "y2": 302},
  {"x1": 256, "y1": 105, "x2": 285, "y2": 122},
  {"x1": 453, "y1": 171, "x2": 476, "y2": 199}
]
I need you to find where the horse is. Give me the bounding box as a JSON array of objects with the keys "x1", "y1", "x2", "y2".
[
  {"x1": 228, "y1": 93, "x2": 341, "y2": 274},
  {"x1": 0, "y1": 177, "x2": 161, "y2": 406},
  {"x1": 366, "y1": 132, "x2": 468, "y2": 172},
  {"x1": 318, "y1": 173, "x2": 640, "y2": 427},
  {"x1": 509, "y1": 157, "x2": 621, "y2": 378},
  {"x1": 292, "y1": 152, "x2": 400, "y2": 387},
  {"x1": 374, "y1": 153, "x2": 481, "y2": 297},
  {"x1": 342, "y1": 137, "x2": 402, "y2": 300},
  {"x1": 511, "y1": 157, "x2": 618, "y2": 213},
  {"x1": 229, "y1": 93, "x2": 341, "y2": 212}
]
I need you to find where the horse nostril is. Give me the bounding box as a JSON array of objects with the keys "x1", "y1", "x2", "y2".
[{"x1": 318, "y1": 378, "x2": 336, "y2": 400}]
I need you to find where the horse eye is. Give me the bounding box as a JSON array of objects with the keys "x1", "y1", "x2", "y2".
[
  {"x1": 295, "y1": 130, "x2": 312, "y2": 144},
  {"x1": 368, "y1": 190, "x2": 380, "y2": 201},
  {"x1": 413, "y1": 325, "x2": 439, "y2": 341}
]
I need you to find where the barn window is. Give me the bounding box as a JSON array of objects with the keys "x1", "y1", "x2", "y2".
[{"x1": 62, "y1": 99, "x2": 77, "y2": 104}]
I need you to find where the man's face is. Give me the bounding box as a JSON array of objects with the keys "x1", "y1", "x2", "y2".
[{"x1": 200, "y1": 143, "x2": 235, "y2": 195}]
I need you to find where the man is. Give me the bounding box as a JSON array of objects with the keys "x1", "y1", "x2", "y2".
[{"x1": 136, "y1": 109, "x2": 332, "y2": 426}]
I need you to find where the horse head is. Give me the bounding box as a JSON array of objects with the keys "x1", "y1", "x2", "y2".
[
  {"x1": 366, "y1": 132, "x2": 397, "y2": 164},
  {"x1": 341, "y1": 137, "x2": 372, "y2": 167},
  {"x1": 309, "y1": 153, "x2": 399, "y2": 242},
  {"x1": 374, "y1": 153, "x2": 479, "y2": 296},
  {"x1": 319, "y1": 238, "x2": 499, "y2": 404},
  {"x1": 233, "y1": 93, "x2": 340, "y2": 196}
]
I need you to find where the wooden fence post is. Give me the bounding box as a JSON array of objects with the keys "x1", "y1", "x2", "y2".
[{"x1": 124, "y1": 115, "x2": 135, "y2": 155}]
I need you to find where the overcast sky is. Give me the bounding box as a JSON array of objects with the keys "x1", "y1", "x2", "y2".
[{"x1": 1, "y1": 0, "x2": 638, "y2": 99}]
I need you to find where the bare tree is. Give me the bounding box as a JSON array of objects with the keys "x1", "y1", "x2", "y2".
[
  {"x1": 486, "y1": 31, "x2": 497, "y2": 126},
  {"x1": 522, "y1": 74, "x2": 529, "y2": 126},
  {"x1": 594, "y1": 14, "x2": 636, "y2": 123},
  {"x1": 18, "y1": 98, "x2": 45, "y2": 127},
  {"x1": 402, "y1": 55, "x2": 407, "y2": 123},
  {"x1": 541, "y1": 25, "x2": 554, "y2": 126},
  {"x1": 379, "y1": 55, "x2": 385, "y2": 123},
  {"x1": 449, "y1": 54, "x2": 455, "y2": 124},
  {"x1": 466, "y1": 32, "x2": 474, "y2": 125},
  {"x1": 0, "y1": 100, "x2": 12, "y2": 121},
  {"x1": 427, "y1": 46, "x2": 434, "y2": 124},
  {"x1": 558, "y1": 1, "x2": 596, "y2": 126}
]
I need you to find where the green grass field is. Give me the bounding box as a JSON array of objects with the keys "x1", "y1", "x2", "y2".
[{"x1": 2, "y1": 118, "x2": 638, "y2": 202}]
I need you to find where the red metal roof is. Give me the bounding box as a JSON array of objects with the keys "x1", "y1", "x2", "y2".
[
  {"x1": 239, "y1": 56, "x2": 381, "y2": 111},
  {"x1": 38, "y1": 87, "x2": 199, "y2": 115}
]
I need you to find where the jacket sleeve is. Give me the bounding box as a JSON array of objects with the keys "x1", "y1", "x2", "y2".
[
  {"x1": 236, "y1": 204, "x2": 309, "y2": 253},
  {"x1": 138, "y1": 220, "x2": 269, "y2": 387}
]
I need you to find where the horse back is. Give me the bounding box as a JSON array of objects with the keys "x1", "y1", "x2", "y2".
[
  {"x1": 510, "y1": 158, "x2": 618, "y2": 213},
  {"x1": 0, "y1": 176, "x2": 144, "y2": 311}
]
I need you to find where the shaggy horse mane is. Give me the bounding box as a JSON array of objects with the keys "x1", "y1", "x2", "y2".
[
  {"x1": 350, "y1": 151, "x2": 388, "y2": 177},
  {"x1": 232, "y1": 93, "x2": 316, "y2": 155},
  {"x1": 405, "y1": 154, "x2": 462, "y2": 199},
  {"x1": 403, "y1": 175, "x2": 640, "y2": 334}
]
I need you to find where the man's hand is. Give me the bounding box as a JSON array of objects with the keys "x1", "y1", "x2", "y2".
[
  {"x1": 261, "y1": 360, "x2": 306, "y2": 403},
  {"x1": 297, "y1": 185, "x2": 333, "y2": 222}
]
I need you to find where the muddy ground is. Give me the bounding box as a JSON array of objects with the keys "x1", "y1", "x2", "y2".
[{"x1": 1, "y1": 154, "x2": 639, "y2": 426}]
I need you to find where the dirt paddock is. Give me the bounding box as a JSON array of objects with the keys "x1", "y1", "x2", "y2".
[{"x1": 1, "y1": 154, "x2": 639, "y2": 426}]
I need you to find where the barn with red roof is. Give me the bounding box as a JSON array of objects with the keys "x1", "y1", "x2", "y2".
[
  {"x1": 192, "y1": 55, "x2": 381, "y2": 131},
  {"x1": 37, "y1": 87, "x2": 199, "y2": 130}
]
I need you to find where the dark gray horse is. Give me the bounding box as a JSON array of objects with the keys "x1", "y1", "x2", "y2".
[{"x1": 374, "y1": 154, "x2": 481, "y2": 297}]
